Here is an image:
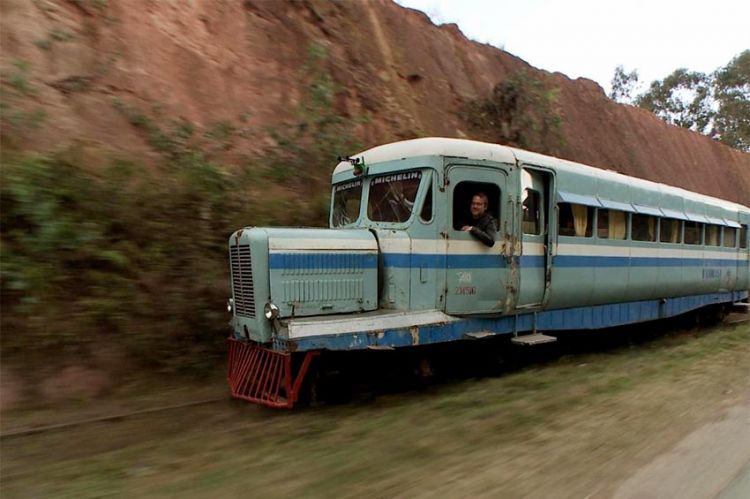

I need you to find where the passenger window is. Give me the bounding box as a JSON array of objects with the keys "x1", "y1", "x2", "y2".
[
  {"x1": 452, "y1": 181, "x2": 500, "y2": 231},
  {"x1": 559, "y1": 203, "x2": 593, "y2": 237},
  {"x1": 632, "y1": 214, "x2": 657, "y2": 242},
  {"x1": 740, "y1": 225, "x2": 748, "y2": 249},
  {"x1": 597, "y1": 209, "x2": 609, "y2": 238},
  {"x1": 522, "y1": 189, "x2": 541, "y2": 235},
  {"x1": 705, "y1": 225, "x2": 721, "y2": 246},
  {"x1": 660, "y1": 219, "x2": 682, "y2": 243},
  {"x1": 420, "y1": 183, "x2": 433, "y2": 222},
  {"x1": 597, "y1": 209, "x2": 627, "y2": 240},
  {"x1": 684, "y1": 222, "x2": 702, "y2": 245},
  {"x1": 723, "y1": 226, "x2": 736, "y2": 248}
]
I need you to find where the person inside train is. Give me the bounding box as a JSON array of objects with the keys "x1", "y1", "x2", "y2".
[{"x1": 462, "y1": 192, "x2": 496, "y2": 247}]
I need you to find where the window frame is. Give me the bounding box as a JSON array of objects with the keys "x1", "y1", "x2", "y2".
[
  {"x1": 558, "y1": 202, "x2": 594, "y2": 238},
  {"x1": 451, "y1": 181, "x2": 502, "y2": 233},
  {"x1": 522, "y1": 188, "x2": 542, "y2": 236},
  {"x1": 659, "y1": 218, "x2": 683, "y2": 244},
  {"x1": 684, "y1": 221, "x2": 703, "y2": 245}
]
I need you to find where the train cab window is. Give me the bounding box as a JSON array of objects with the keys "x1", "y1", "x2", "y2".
[
  {"x1": 420, "y1": 183, "x2": 433, "y2": 222},
  {"x1": 452, "y1": 182, "x2": 500, "y2": 231},
  {"x1": 367, "y1": 171, "x2": 422, "y2": 223},
  {"x1": 332, "y1": 179, "x2": 363, "y2": 227},
  {"x1": 723, "y1": 226, "x2": 736, "y2": 248},
  {"x1": 522, "y1": 189, "x2": 541, "y2": 235},
  {"x1": 740, "y1": 225, "x2": 748, "y2": 249},
  {"x1": 705, "y1": 225, "x2": 721, "y2": 246},
  {"x1": 597, "y1": 209, "x2": 627, "y2": 240},
  {"x1": 632, "y1": 214, "x2": 657, "y2": 242},
  {"x1": 660, "y1": 219, "x2": 682, "y2": 243},
  {"x1": 684, "y1": 221, "x2": 702, "y2": 245},
  {"x1": 559, "y1": 203, "x2": 593, "y2": 237}
]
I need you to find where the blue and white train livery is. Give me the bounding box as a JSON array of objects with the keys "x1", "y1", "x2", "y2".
[{"x1": 226, "y1": 138, "x2": 749, "y2": 408}]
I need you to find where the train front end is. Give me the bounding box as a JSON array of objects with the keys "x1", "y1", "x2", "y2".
[{"x1": 226, "y1": 226, "x2": 379, "y2": 407}]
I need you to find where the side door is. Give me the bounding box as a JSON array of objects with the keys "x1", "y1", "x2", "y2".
[
  {"x1": 444, "y1": 164, "x2": 512, "y2": 315},
  {"x1": 516, "y1": 167, "x2": 554, "y2": 307}
]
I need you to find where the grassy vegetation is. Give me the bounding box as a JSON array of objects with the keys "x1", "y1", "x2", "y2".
[
  {"x1": 0, "y1": 42, "x2": 358, "y2": 374},
  {"x1": 0, "y1": 60, "x2": 47, "y2": 144},
  {"x1": 463, "y1": 69, "x2": 564, "y2": 155},
  {"x1": 1, "y1": 321, "x2": 748, "y2": 497}
]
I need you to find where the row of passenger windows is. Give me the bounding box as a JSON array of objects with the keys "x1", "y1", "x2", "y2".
[{"x1": 558, "y1": 203, "x2": 748, "y2": 249}]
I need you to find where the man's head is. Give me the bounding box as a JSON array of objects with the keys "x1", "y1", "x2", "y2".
[{"x1": 470, "y1": 193, "x2": 488, "y2": 219}]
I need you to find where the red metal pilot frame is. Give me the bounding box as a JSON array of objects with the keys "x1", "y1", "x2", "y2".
[{"x1": 227, "y1": 338, "x2": 318, "y2": 409}]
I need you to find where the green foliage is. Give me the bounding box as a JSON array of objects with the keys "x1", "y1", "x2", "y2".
[
  {"x1": 0, "y1": 61, "x2": 46, "y2": 143},
  {"x1": 462, "y1": 69, "x2": 564, "y2": 154},
  {"x1": 609, "y1": 65, "x2": 639, "y2": 104},
  {"x1": 204, "y1": 121, "x2": 237, "y2": 151},
  {"x1": 0, "y1": 104, "x2": 47, "y2": 137},
  {"x1": 712, "y1": 50, "x2": 750, "y2": 152},
  {"x1": 49, "y1": 27, "x2": 74, "y2": 42},
  {"x1": 261, "y1": 41, "x2": 361, "y2": 224},
  {"x1": 70, "y1": 0, "x2": 108, "y2": 12},
  {"x1": 2, "y1": 60, "x2": 35, "y2": 95},
  {"x1": 635, "y1": 69, "x2": 713, "y2": 133},
  {"x1": 1, "y1": 41, "x2": 359, "y2": 372},
  {"x1": 33, "y1": 38, "x2": 52, "y2": 50},
  {"x1": 610, "y1": 51, "x2": 750, "y2": 152},
  {"x1": 1, "y1": 152, "x2": 245, "y2": 370}
]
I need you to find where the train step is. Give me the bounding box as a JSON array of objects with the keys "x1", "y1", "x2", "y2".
[{"x1": 511, "y1": 333, "x2": 558, "y2": 346}]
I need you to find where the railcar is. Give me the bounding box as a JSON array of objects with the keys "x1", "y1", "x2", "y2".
[{"x1": 227, "y1": 138, "x2": 749, "y2": 408}]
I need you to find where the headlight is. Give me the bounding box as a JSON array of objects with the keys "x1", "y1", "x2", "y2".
[
  {"x1": 264, "y1": 302, "x2": 279, "y2": 320},
  {"x1": 226, "y1": 298, "x2": 234, "y2": 313}
]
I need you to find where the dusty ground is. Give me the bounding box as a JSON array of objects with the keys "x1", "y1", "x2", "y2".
[
  {"x1": 613, "y1": 394, "x2": 750, "y2": 499},
  {"x1": 1, "y1": 319, "x2": 748, "y2": 498}
]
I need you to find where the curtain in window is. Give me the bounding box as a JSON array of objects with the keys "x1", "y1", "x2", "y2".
[
  {"x1": 707, "y1": 225, "x2": 719, "y2": 246},
  {"x1": 648, "y1": 217, "x2": 655, "y2": 240},
  {"x1": 611, "y1": 210, "x2": 626, "y2": 239},
  {"x1": 669, "y1": 220, "x2": 680, "y2": 243},
  {"x1": 572, "y1": 204, "x2": 588, "y2": 237}
]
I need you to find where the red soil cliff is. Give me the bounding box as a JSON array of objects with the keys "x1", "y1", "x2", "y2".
[{"x1": 1, "y1": 0, "x2": 748, "y2": 204}]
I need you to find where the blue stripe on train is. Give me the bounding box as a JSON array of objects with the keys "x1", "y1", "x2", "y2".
[
  {"x1": 554, "y1": 256, "x2": 739, "y2": 268},
  {"x1": 386, "y1": 253, "x2": 739, "y2": 269},
  {"x1": 269, "y1": 252, "x2": 741, "y2": 270},
  {"x1": 287, "y1": 290, "x2": 749, "y2": 352},
  {"x1": 269, "y1": 252, "x2": 378, "y2": 270},
  {"x1": 384, "y1": 253, "x2": 501, "y2": 269}
]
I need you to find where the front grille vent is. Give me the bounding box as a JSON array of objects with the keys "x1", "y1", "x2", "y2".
[{"x1": 230, "y1": 244, "x2": 256, "y2": 318}]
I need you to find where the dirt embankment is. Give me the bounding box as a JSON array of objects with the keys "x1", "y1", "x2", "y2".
[{"x1": 1, "y1": 0, "x2": 748, "y2": 204}]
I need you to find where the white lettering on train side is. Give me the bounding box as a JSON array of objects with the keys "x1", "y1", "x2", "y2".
[{"x1": 370, "y1": 171, "x2": 421, "y2": 185}]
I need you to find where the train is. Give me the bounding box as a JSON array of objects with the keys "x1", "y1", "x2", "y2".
[{"x1": 226, "y1": 137, "x2": 749, "y2": 408}]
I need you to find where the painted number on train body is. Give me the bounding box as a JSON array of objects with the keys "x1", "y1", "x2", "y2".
[
  {"x1": 456, "y1": 272, "x2": 475, "y2": 294},
  {"x1": 702, "y1": 268, "x2": 721, "y2": 280},
  {"x1": 457, "y1": 271, "x2": 472, "y2": 283}
]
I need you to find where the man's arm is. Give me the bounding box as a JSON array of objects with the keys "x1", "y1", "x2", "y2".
[{"x1": 469, "y1": 216, "x2": 496, "y2": 247}]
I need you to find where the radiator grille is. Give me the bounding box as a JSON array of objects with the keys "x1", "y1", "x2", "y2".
[{"x1": 230, "y1": 244, "x2": 256, "y2": 318}]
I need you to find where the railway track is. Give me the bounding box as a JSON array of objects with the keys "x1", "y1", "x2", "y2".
[
  {"x1": 0, "y1": 397, "x2": 226, "y2": 440},
  {"x1": 2, "y1": 310, "x2": 747, "y2": 440}
]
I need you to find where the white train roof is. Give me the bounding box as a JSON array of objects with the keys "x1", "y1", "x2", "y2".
[{"x1": 333, "y1": 137, "x2": 749, "y2": 214}]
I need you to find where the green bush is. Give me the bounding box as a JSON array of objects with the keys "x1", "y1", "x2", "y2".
[
  {"x1": 0, "y1": 41, "x2": 358, "y2": 374},
  {"x1": 462, "y1": 69, "x2": 564, "y2": 155},
  {"x1": 0, "y1": 147, "x2": 349, "y2": 372}
]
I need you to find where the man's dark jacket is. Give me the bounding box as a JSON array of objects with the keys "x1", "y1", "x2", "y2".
[{"x1": 470, "y1": 213, "x2": 497, "y2": 247}]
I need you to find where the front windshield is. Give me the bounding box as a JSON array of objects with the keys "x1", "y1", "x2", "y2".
[
  {"x1": 367, "y1": 171, "x2": 422, "y2": 223},
  {"x1": 331, "y1": 180, "x2": 362, "y2": 227}
]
